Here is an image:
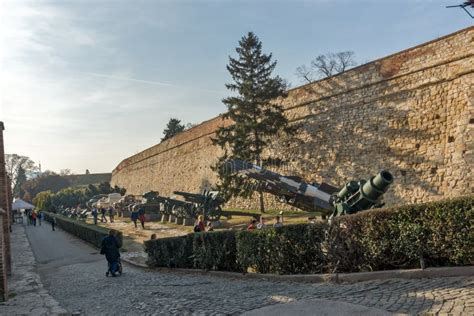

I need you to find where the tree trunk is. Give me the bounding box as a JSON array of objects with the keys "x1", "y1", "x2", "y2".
[{"x1": 259, "y1": 191, "x2": 265, "y2": 213}]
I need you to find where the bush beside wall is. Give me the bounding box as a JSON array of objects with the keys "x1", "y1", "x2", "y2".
[
  {"x1": 328, "y1": 196, "x2": 474, "y2": 273},
  {"x1": 43, "y1": 212, "x2": 122, "y2": 248},
  {"x1": 144, "y1": 234, "x2": 193, "y2": 268},
  {"x1": 145, "y1": 196, "x2": 473, "y2": 274}
]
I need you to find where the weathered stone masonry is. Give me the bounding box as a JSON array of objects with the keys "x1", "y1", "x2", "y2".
[
  {"x1": 112, "y1": 26, "x2": 474, "y2": 210},
  {"x1": 0, "y1": 121, "x2": 12, "y2": 301}
]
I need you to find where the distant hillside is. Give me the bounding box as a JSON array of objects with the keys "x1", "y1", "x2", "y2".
[{"x1": 65, "y1": 173, "x2": 112, "y2": 187}]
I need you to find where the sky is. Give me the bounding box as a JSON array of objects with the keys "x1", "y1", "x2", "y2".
[{"x1": 0, "y1": 0, "x2": 472, "y2": 174}]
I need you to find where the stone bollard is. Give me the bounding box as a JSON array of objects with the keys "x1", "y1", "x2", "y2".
[
  {"x1": 168, "y1": 215, "x2": 176, "y2": 223},
  {"x1": 175, "y1": 217, "x2": 183, "y2": 225},
  {"x1": 183, "y1": 218, "x2": 194, "y2": 226},
  {"x1": 161, "y1": 214, "x2": 169, "y2": 223}
]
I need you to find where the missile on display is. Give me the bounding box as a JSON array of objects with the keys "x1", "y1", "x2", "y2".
[{"x1": 223, "y1": 159, "x2": 393, "y2": 218}]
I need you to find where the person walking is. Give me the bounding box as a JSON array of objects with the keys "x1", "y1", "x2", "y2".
[
  {"x1": 31, "y1": 211, "x2": 37, "y2": 226},
  {"x1": 51, "y1": 216, "x2": 57, "y2": 231},
  {"x1": 138, "y1": 207, "x2": 146, "y2": 229},
  {"x1": 130, "y1": 209, "x2": 139, "y2": 228},
  {"x1": 108, "y1": 206, "x2": 115, "y2": 223},
  {"x1": 91, "y1": 207, "x2": 98, "y2": 225},
  {"x1": 26, "y1": 209, "x2": 31, "y2": 225},
  {"x1": 100, "y1": 208, "x2": 108, "y2": 223},
  {"x1": 38, "y1": 211, "x2": 43, "y2": 226},
  {"x1": 100, "y1": 229, "x2": 122, "y2": 277}
]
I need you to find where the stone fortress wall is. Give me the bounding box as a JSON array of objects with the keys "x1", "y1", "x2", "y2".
[{"x1": 112, "y1": 26, "x2": 474, "y2": 210}]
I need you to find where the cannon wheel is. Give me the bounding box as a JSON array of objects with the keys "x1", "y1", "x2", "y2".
[
  {"x1": 172, "y1": 205, "x2": 188, "y2": 218},
  {"x1": 161, "y1": 203, "x2": 172, "y2": 215},
  {"x1": 205, "y1": 205, "x2": 222, "y2": 221}
]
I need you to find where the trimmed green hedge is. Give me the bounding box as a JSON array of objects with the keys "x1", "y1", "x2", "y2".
[
  {"x1": 193, "y1": 231, "x2": 241, "y2": 271},
  {"x1": 236, "y1": 223, "x2": 327, "y2": 274},
  {"x1": 43, "y1": 212, "x2": 122, "y2": 248},
  {"x1": 328, "y1": 195, "x2": 474, "y2": 273},
  {"x1": 145, "y1": 196, "x2": 473, "y2": 274},
  {"x1": 144, "y1": 235, "x2": 193, "y2": 268}
]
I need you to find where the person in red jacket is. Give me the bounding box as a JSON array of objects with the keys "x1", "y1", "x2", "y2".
[
  {"x1": 138, "y1": 207, "x2": 146, "y2": 229},
  {"x1": 247, "y1": 219, "x2": 257, "y2": 231},
  {"x1": 31, "y1": 211, "x2": 37, "y2": 226}
]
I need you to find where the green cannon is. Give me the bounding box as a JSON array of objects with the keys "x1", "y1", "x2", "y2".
[
  {"x1": 173, "y1": 190, "x2": 225, "y2": 221},
  {"x1": 331, "y1": 171, "x2": 394, "y2": 217}
]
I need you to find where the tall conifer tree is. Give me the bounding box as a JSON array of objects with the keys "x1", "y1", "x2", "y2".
[{"x1": 213, "y1": 32, "x2": 293, "y2": 212}]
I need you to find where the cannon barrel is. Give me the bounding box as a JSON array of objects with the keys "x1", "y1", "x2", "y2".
[
  {"x1": 335, "y1": 170, "x2": 394, "y2": 215},
  {"x1": 173, "y1": 191, "x2": 205, "y2": 203}
]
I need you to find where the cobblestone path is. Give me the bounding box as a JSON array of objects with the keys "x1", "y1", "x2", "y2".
[
  {"x1": 6, "y1": 222, "x2": 474, "y2": 315},
  {"x1": 0, "y1": 224, "x2": 67, "y2": 315}
]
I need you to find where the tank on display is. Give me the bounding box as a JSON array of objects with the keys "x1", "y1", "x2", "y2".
[
  {"x1": 223, "y1": 159, "x2": 393, "y2": 219},
  {"x1": 173, "y1": 190, "x2": 225, "y2": 221}
]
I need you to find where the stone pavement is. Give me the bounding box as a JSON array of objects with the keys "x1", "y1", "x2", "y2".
[
  {"x1": 0, "y1": 223, "x2": 67, "y2": 315},
  {"x1": 3, "y1": 221, "x2": 474, "y2": 315}
]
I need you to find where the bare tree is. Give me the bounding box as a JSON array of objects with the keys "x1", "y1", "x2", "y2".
[
  {"x1": 296, "y1": 51, "x2": 357, "y2": 83},
  {"x1": 5, "y1": 154, "x2": 38, "y2": 197},
  {"x1": 60, "y1": 169, "x2": 72, "y2": 176}
]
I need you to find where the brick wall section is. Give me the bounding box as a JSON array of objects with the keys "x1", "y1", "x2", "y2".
[
  {"x1": 5, "y1": 176, "x2": 11, "y2": 275},
  {"x1": 0, "y1": 121, "x2": 9, "y2": 300},
  {"x1": 112, "y1": 26, "x2": 474, "y2": 210}
]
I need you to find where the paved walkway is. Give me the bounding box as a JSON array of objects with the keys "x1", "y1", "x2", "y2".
[
  {"x1": 2, "y1": 221, "x2": 474, "y2": 315},
  {"x1": 0, "y1": 223, "x2": 67, "y2": 315}
]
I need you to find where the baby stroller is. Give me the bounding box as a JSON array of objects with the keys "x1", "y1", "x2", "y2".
[{"x1": 106, "y1": 258, "x2": 123, "y2": 277}]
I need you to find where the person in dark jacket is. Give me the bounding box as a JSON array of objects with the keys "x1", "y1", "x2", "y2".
[
  {"x1": 130, "y1": 209, "x2": 139, "y2": 228},
  {"x1": 100, "y1": 229, "x2": 122, "y2": 277},
  {"x1": 91, "y1": 207, "x2": 98, "y2": 225},
  {"x1": 100, "y1": 207, "x2": 108, "y2": 223}
]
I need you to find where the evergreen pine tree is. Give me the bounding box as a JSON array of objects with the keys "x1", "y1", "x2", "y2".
[
  {"x1": 213, "y1": 32, "x2": 294, "y2": 212},
  {"x1": 162, "y1": 118, "x2": 185, "y2": 141}
]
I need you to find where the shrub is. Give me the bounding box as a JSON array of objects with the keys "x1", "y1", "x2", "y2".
[
  {"x1": 328, "y1": 196, "x2": 474, "y2": 273},
  {"x1": 193, "y1": 231, "x2": 241, "y2": 272},
  {"x1": 43, "y1": 212, "x2": 122, "y2": 248},
  {"x1": 144, "y1": 235, "x2": 193, "y2": 268},
  {"x1": 143, "y1": 195, "x2": 473, "y2": 274},
  {"x1": 236, "y1": 223, "x2": 327, "y2": 274}
]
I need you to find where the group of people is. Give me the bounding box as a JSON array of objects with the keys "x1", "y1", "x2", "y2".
[
  {"x1": 91, "y1": 206, "x2": 117, "y2": 225},
  {"x1": 25, "y1": 209, "x2": 43, "y2": 226},
  {"x1": 247, "y1": 215, "x2": 283, "y2": 231},
  {"x1": 90, "y1": 205, "x2": 147, "y2": 230},
  {"x1": 193, "y1": 215, "x2": 214, "y2": 232},
  {"x1": 130, "y1": 207, "x2": 146, "y2": 229}
]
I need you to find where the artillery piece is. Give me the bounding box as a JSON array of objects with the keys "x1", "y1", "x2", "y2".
[
  {"x1": 139, "y1": 191, "x2": 195, "y2": 219},
  {"x1": 86, "y1": 193, "x2": 122, "y2": 210},
  {"x1": 173, "y1": 190, "x2": 225, "y2": 221},
  {"x1": 223, "y1": 159, "x2": 393, "y2": 220},
  {"x1": 114, "y1": 195, "x2": 143, "y2": 217}
]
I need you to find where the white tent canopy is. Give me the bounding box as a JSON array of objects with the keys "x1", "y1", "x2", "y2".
[{"x1": 12, "y1": 199, "x2": 35, "y2": 210}]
